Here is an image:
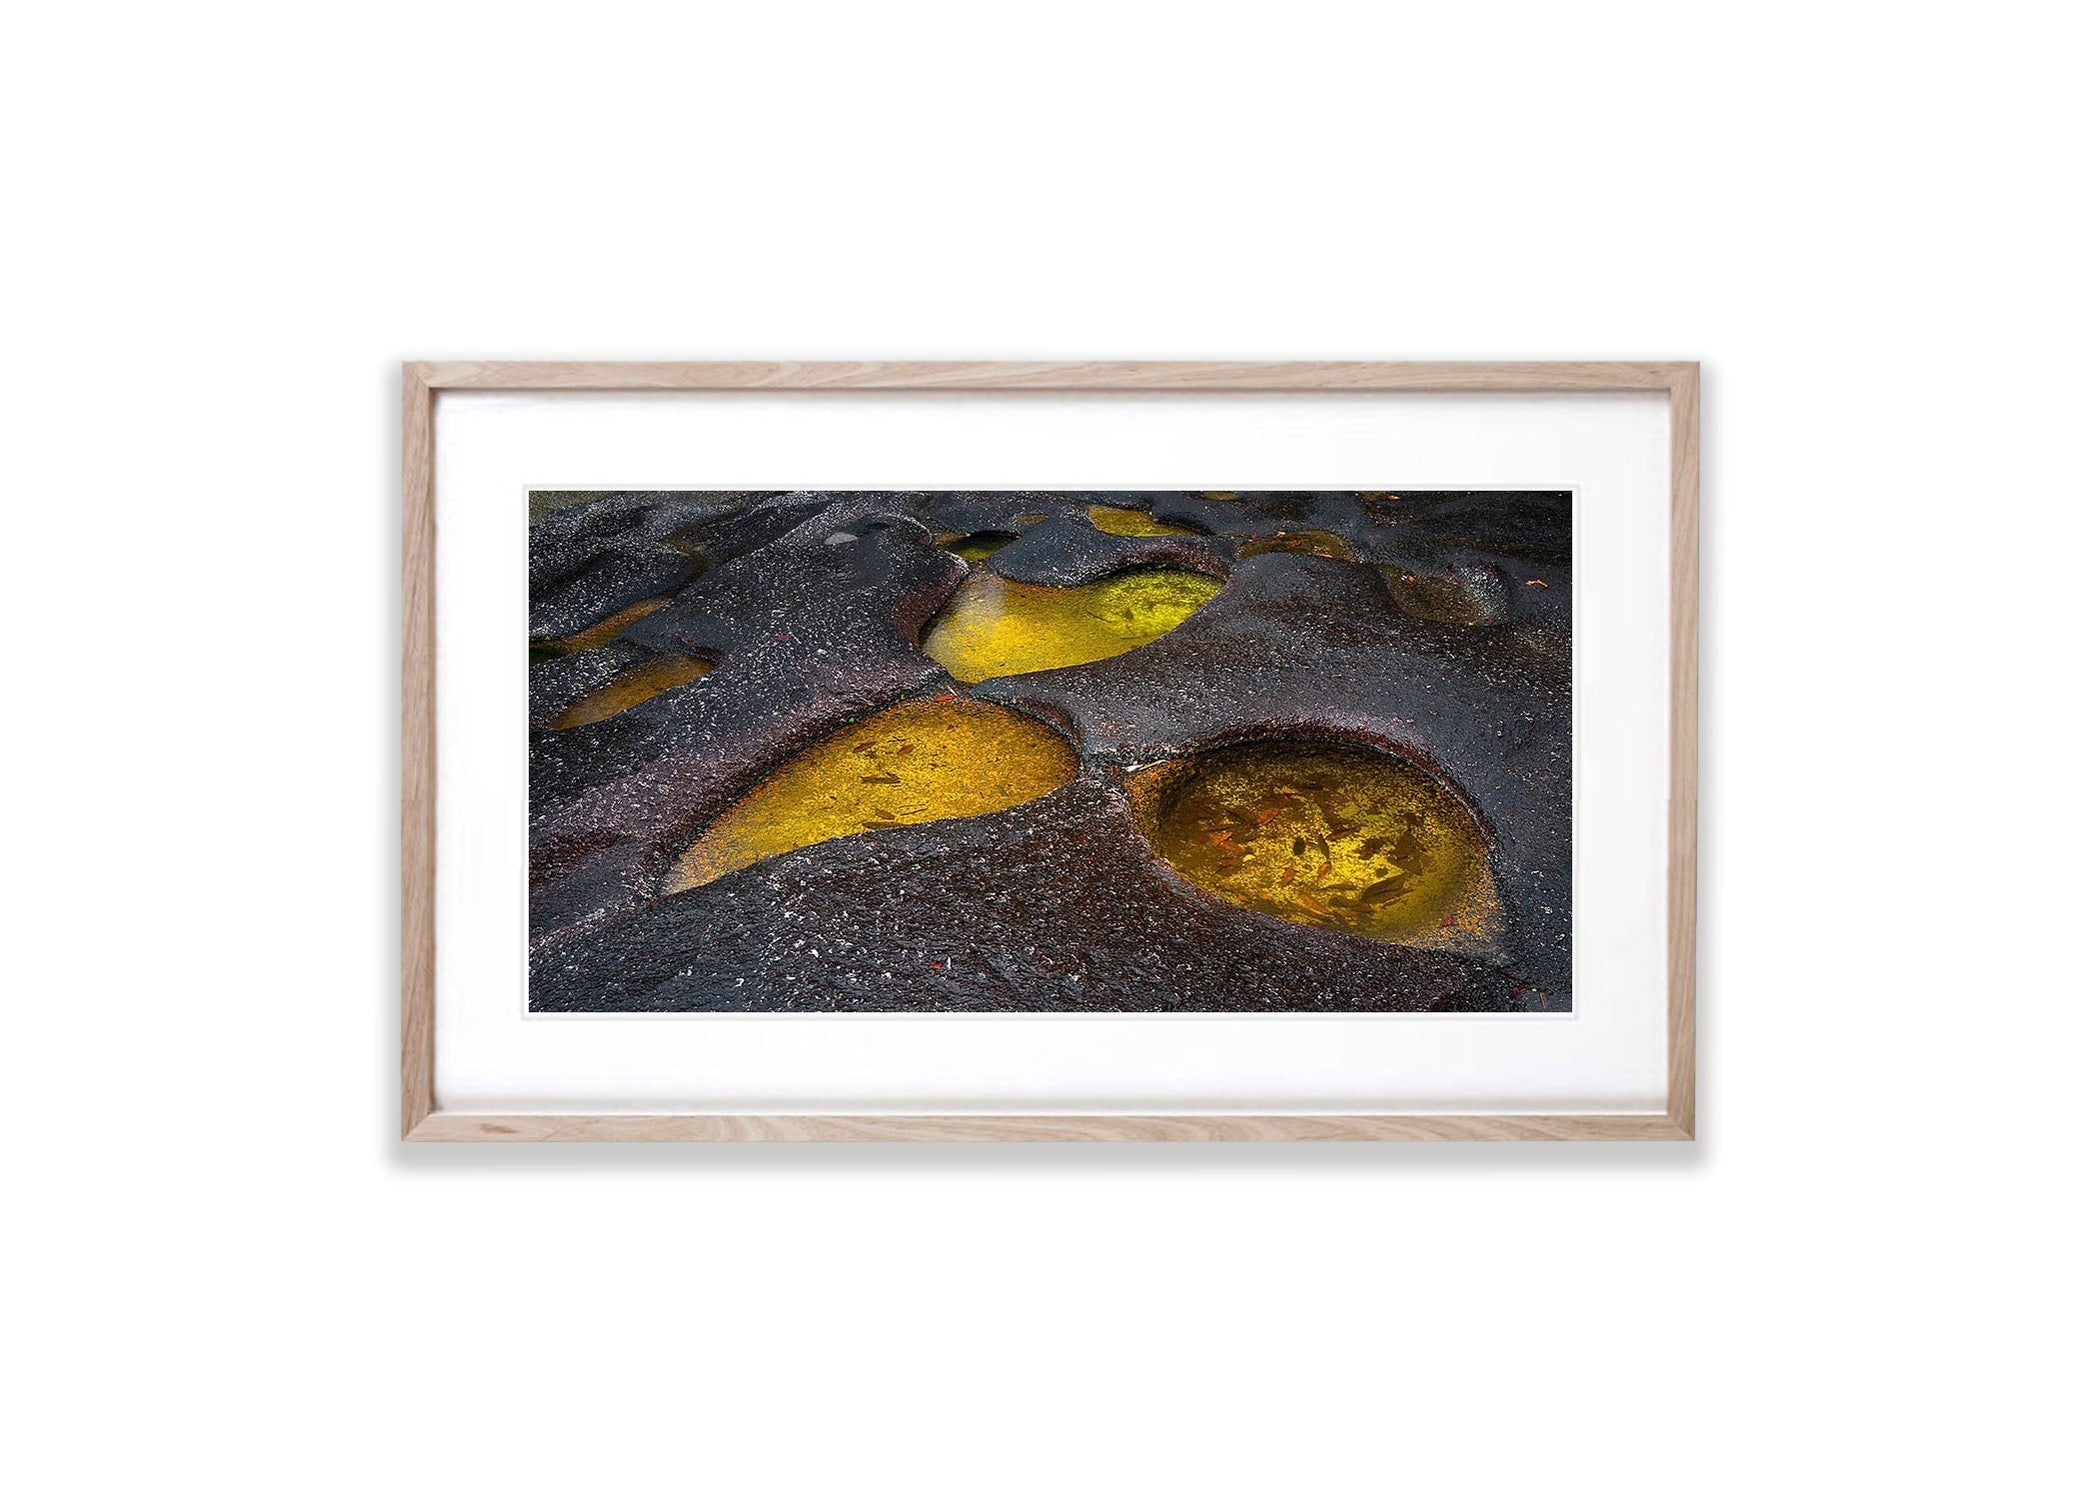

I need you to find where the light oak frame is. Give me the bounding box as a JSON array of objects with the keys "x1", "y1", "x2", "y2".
[{"x1": 403, "y1": 361, "x2": 1699, "y2": 1142}]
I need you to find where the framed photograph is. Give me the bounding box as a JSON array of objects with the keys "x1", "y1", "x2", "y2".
[{"x1": 403, "y1": 361, "x2": 1697, "y2": 1140}]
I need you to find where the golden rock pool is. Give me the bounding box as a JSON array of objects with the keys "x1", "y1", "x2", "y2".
[
  {"x1": 664, "y1": 696, "x2": 1077, "y2": 892},
  {"x1": 945, "y1": 531, "x2": 1018, "y2": 560},
  {"x1": 551, "y1": 655, "x2": 713, "y2": 729},
  {"x1": 1127, "y1": 740, "x2": 1499, "y2": 947},
  {"x1": 1087, "y1": 504, "x2": 1199, "y2": 538},
  {"x1": 543, "y1": 595, "x2": 675, "y2": 653},
  {"x1": 920, "y1": 567, "x2": 1222, "y2": 683}
]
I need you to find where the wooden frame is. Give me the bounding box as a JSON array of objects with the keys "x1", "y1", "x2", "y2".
[{"x1": 403, "y1": 361, "x2": 1698, "y2": 1142}]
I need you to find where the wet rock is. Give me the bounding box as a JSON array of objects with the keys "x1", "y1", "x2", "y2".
[
  {"x1": 657, "y1": 493, "x2": 838, "y2": 565},
  {"x1": 527, "y1": 491, "x2": 831, "y2": 642},
  {"x1": 526, "y1": 491, "x2": 1574, "y2": 1004},
  {"x1": 1237, "y1": 529, "x2": 1357, "y2": 561},
  {"x1": 527, "y1": 500, "x2": 968, "y2": 942},
  {"x1": 529, "y1": 550, "x2": 701, "y2": 643},
  {"x1": 972, "y1": 551, "x2": 1571, "y2": 997},
  {"x1": 1365, "y1": 491, "x2": 1574, "y2": 562},
  {"x1": 618, "y1": 505, "x2": 961, "y2": 659},
  {"x1": 531, "y1": 777, "x2": 1543, "y2": 1013},
  {"x1": 1380, "y1": 559, "x2": 1512, "y2": 626},
  {"x1": 531, "y1": 838, "x2": 662, "y2": 948},
  {"x1": 989, "y1": 512, "x2": 1234, "y2": 587},
  {"x1": 529, "y1": 492, "x2": 701, "y2": 593},
  {"x1": 529, "y1": 640, "x2": 648, "y2": 731},
  {"x1": 923, "y1": 492, "x2": 1087, "y2": 534}
]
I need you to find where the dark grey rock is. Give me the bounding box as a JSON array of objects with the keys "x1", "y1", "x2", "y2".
[
  {"x1": 972, "y1": 551, "x2": 1571, "y2": 997},
  {"x1": 989, "y1": 513, "x2": 1234, "y2": 586},
  {"x1": 526, "y1": 498, "x2": 968, "y2": 944},
  {"x1": 528, "y1": 640, "x2": 649, "y2": 731},
  {"x1": 531, "y1": 776, "x2": 1547, "y2": 1013},
  {"x1": 528, "y1": 549, "x2": 702, "y2": 643}
]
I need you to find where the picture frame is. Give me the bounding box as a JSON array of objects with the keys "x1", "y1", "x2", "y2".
[{"x1": 402, "y1": 360, "x2": 1698, "y2": 1141}]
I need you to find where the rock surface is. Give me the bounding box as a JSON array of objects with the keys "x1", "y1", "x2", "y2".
[{"x1": 526, "y1": 490, "x2": 1573, "y2": 1010}]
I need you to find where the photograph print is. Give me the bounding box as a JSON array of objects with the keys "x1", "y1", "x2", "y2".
[{"x1": 527, "y1": 489, "x2": 1572, "y2": 1013}]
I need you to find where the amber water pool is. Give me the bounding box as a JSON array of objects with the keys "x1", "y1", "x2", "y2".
[
  {"x1": 1087, "y1": 504, "x2": 1199, "y2": 537},
  {"x1": 551, "y1": 655, "x2": 713, "y2": 729},
  {"x1": 664, "y1": 696, "x2": 1077, "y2": 892},
  {"x1": 1127, "y1": 740, "x2": 1498, "y2": 946},
  {"x1": 945, "y1": 531, "x2": 1018, "y2": 560},
  {"x1": 544, "y1": 594, "x2": 674, "y2": 652},
  {"x1": 920, "y1": 567, "x2": 1221, "y2": 683}
]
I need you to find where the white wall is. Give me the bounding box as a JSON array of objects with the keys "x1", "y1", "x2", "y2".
[{"x1": 10, "y1": 4, "x2": 2090, "y2": 1496}]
